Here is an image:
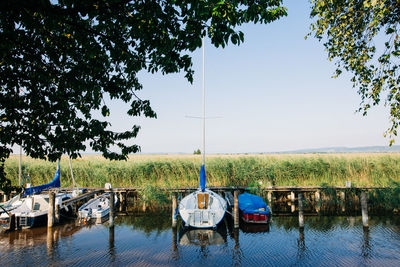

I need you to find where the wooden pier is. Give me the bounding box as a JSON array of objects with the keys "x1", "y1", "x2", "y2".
[{"x1": 2, "y1": 184, "x2": 398, "y2": 231}]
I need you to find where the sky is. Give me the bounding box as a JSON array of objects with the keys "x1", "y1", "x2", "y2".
[{"x1": 88, "y1": 1, "x2": 393, "y2": 154}]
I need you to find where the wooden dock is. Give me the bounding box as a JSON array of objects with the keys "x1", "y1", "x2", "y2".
[{"x1": 2, "y1": 184, "x2": 398, "y2": 230}]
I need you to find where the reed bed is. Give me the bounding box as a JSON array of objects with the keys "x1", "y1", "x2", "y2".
[{"x1": 4, "y1": 153, "x2": 400, "y2": 188}]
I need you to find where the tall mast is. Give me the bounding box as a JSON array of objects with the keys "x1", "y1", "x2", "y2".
[
  {"x1": 69, "y1": 154, "x2": 76, "y2": 188},
  {"x1": 18, "y1": 145, "x2": 22, "y2": 186},
  {"x1": 202, "y1": 36, "x2": 206, "y2": 166}
]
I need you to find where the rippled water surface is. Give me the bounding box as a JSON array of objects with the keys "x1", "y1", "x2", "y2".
[{"x1": 1, "y1": 214, "x2": 399, "y2": 266}]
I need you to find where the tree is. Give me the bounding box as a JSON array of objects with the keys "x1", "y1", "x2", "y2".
[
  {"x1": 309, "y1": 0, "x2": 400, "y2": 143},
  {"x1": 0, "y1": 0, "x2": 287, "y2": 192},
  {"x1": 193, "y1": 149, "x2": 201, "y2": 155}
]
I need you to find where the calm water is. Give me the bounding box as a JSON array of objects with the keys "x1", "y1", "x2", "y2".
[{"x1": 1, "y1": 214, "x2": 399, "y2": 266}]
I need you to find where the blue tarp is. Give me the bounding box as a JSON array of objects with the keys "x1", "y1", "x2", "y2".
[
  {"x1": 200, "y1": 164, "x2": 206, "y2": 192},
  {"x1": 23, "y1": 165, "x2": 60, "y2": 197},
  {"x1": 238, "y1": 192, "x2": 270, "y2": 215}
]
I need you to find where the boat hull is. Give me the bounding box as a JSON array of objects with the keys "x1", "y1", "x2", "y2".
[
  {"x1": 17, "y1": 213, "x2": 47, "y2": 229},
  {"x1": 241, "y1": 211, "x2": 270, "y2": 224},
  {"x1": 78, "y1": 193, "x2": 116, "y2": 222},
  {"x1": 179, "y1": 189, "x2": 227, "y2": 229}
]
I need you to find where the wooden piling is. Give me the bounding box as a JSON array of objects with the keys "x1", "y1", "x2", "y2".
[
  {"x1": 48, "y1": 191, "x2": 55, "y2": 227},
  {"x1": 340, "y1": 191, "x2": 346, "y2": 212},
  {"x1": 172, "y1": 193, "x2": 177, "y2": 227},
  {"x1": 234, "y1": 190, "x2": 239, "y2": 228},
  {"x1": 291, "y1": 191, "x2": 295, "y2": 213},
  {"x1": 298, "y1": 193, "x2": 304, "y2": 228},
  {"x1": 142, "y1": 193, "x2": 147, "y2": 212},
  {"x1": 360, "y1": 191, "x2": 368, "y2": 228},
  {"x1": 315, "y1": 190, "x2": 321, "y2": 213},
  {"x1": 109, "y1": 190, "x2": 115, "y2": 227},
  {"x1": 315, "y1": 190, "x2": 320, "y2": 202},
  {"x1": 267, "y1": 191, "x2": 273, "y2": 214}
]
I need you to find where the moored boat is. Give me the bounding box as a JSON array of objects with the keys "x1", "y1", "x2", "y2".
[
  {"x1": 179, "y1": 187, "x2": 227, "y2": 229},
  {"x1": 1, "y1": 162, "x2": 66, "y2": 233},
  {"x1": 14, "y1": 193, "x2": 72, "y2": 229},
  {"x1": 78, "y1": 192, "x2": 117, "y2": 222},
  {"x1": 238, "y1": 192, "x2": 271, "y2": 224},
  {"x1": 177, "y1": 37, "x2": 227, "y2": 229}
]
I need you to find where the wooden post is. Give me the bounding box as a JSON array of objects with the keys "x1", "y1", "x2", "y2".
[
  {"x1": 315, "y1": 190, "x2": 321, "y2": 213},
  {"x1": 172, "y1": 193, "x2": 177, "y2": 227},
  {"x1": 267, "y1": 191, "x2": 273, "y2": 214},
  {"x1": 340, "y1": 191, "x2": 346, "y2": 213},
  {"x1": 142, "y1": 193, "x2": 147, "y2": 212},
  {"x1": 298, "y1": 193, "x2": 304, "y2": 228},
  {"x1": 119, "y1": 193, "x2": 123, "y2": 204},
  {"x1": 48, "y1": 191, "x2": 55, "y2": 227},
  {"x1": 234, "y1": 190, "x2": 239, "y2": 228},
  {"x1": 315, "y1": 190, "x2": 320, "y2": 202},
  {"x1": 360, "y1": 191, "x2": 368, "y2": 228},
  {"x1": 291, "y1": 191, "x2": 295, "y2": 213},
  {"x1": 109, "y1": 190, "x2": 115, "y2": 227}
]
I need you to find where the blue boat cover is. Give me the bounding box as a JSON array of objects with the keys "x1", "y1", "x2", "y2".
[
  {"x1": 200, "y1": 164, "x2": 206, "y2": 192},
  {"x1": 23, "y1": 164, "x2": 61, "y2": 197},
  {"x1": 238, "y1": 192, "x2": 270, "y2": 215}
]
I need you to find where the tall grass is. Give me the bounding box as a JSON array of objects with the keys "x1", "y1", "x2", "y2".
[{"x1": 4, "y1": 153, "x2": 400, "y2": 188}]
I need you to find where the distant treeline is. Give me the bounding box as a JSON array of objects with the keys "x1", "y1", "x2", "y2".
[{"x1": 4, "y1": 153, "x2": 400, "y2": 188}]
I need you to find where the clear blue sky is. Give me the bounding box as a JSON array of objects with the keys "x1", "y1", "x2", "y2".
[{"x1": 101, "y1": 0, "x2": 391, "y2": 154}]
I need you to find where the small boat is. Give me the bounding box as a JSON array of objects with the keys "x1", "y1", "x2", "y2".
[
  {"x1": 13, "y1": 193, "x2": 72, "y2": 229},
  {"x1": 78, "y1": 193, "x2": 117, "y2": 222},
  {"x1": 1, "y1": 162, "x2": 66, "y2": 232},
  {"x1": 238, "y1": 192, "x2": 271, "y2": 224}
]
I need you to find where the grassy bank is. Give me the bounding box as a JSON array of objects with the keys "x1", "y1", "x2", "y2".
[{"x1": 4, "y1": 153, "x2": 400, "y2": 188}]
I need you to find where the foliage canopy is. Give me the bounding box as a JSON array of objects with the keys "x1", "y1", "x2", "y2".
[
  {"x1": 309, "y1": 0, "x2": 400, "y2": 143},
  {"x1": 0, "y1": 0, "x2": 286, "y2": 192}
]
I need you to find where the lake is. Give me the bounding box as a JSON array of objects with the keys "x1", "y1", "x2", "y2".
[{"x1": 1, "y1": 213, "x2": 399, "y2": 266}]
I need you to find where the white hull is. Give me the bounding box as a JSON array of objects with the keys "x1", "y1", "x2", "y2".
[
  {"x1": 10, "y1": 193, "x2": 72, "y2": 229},
  {"x1": 78, "y1": 193, "x2": 116, "y2": 221},
  {"x1": 179, "y1": 189, "x2": 227, "y2": 228}
]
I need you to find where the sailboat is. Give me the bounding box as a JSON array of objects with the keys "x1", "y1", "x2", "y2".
[
  {"x1": 1, "y1": 161, "x2": 71, "y2": 232},
  {"x1": 178, "y1": 37, "x2": 227, "y2": 228}
]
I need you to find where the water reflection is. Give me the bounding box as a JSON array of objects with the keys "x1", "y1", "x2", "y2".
[
  {"x1": 171, "y1": 226, "x2": 179, "y2": 260},
  {"x1": 1, "y1": 222, "x2": 83, "y2": 249},
  {"x1": 0, "y1": 214, "x2": 399, "y2": 266},
  {"x1": 109, "y1": 226, "x2": 116, "y2": 264},
  {"x1": 231, "y1": 228, "x2": 242, "y2": 266},
  {"x1": 297, "y1": 227, "x2": 306, "y2": 261},
  {"x1": 178, "y1": 225, "x2": 227, "y2": 247},
  {"x1": 240, "y1": 223, "x2": 270, "y2": 233},
  {"x1": 361, "y1": 227, "x2": 371, "y2": 259}
]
